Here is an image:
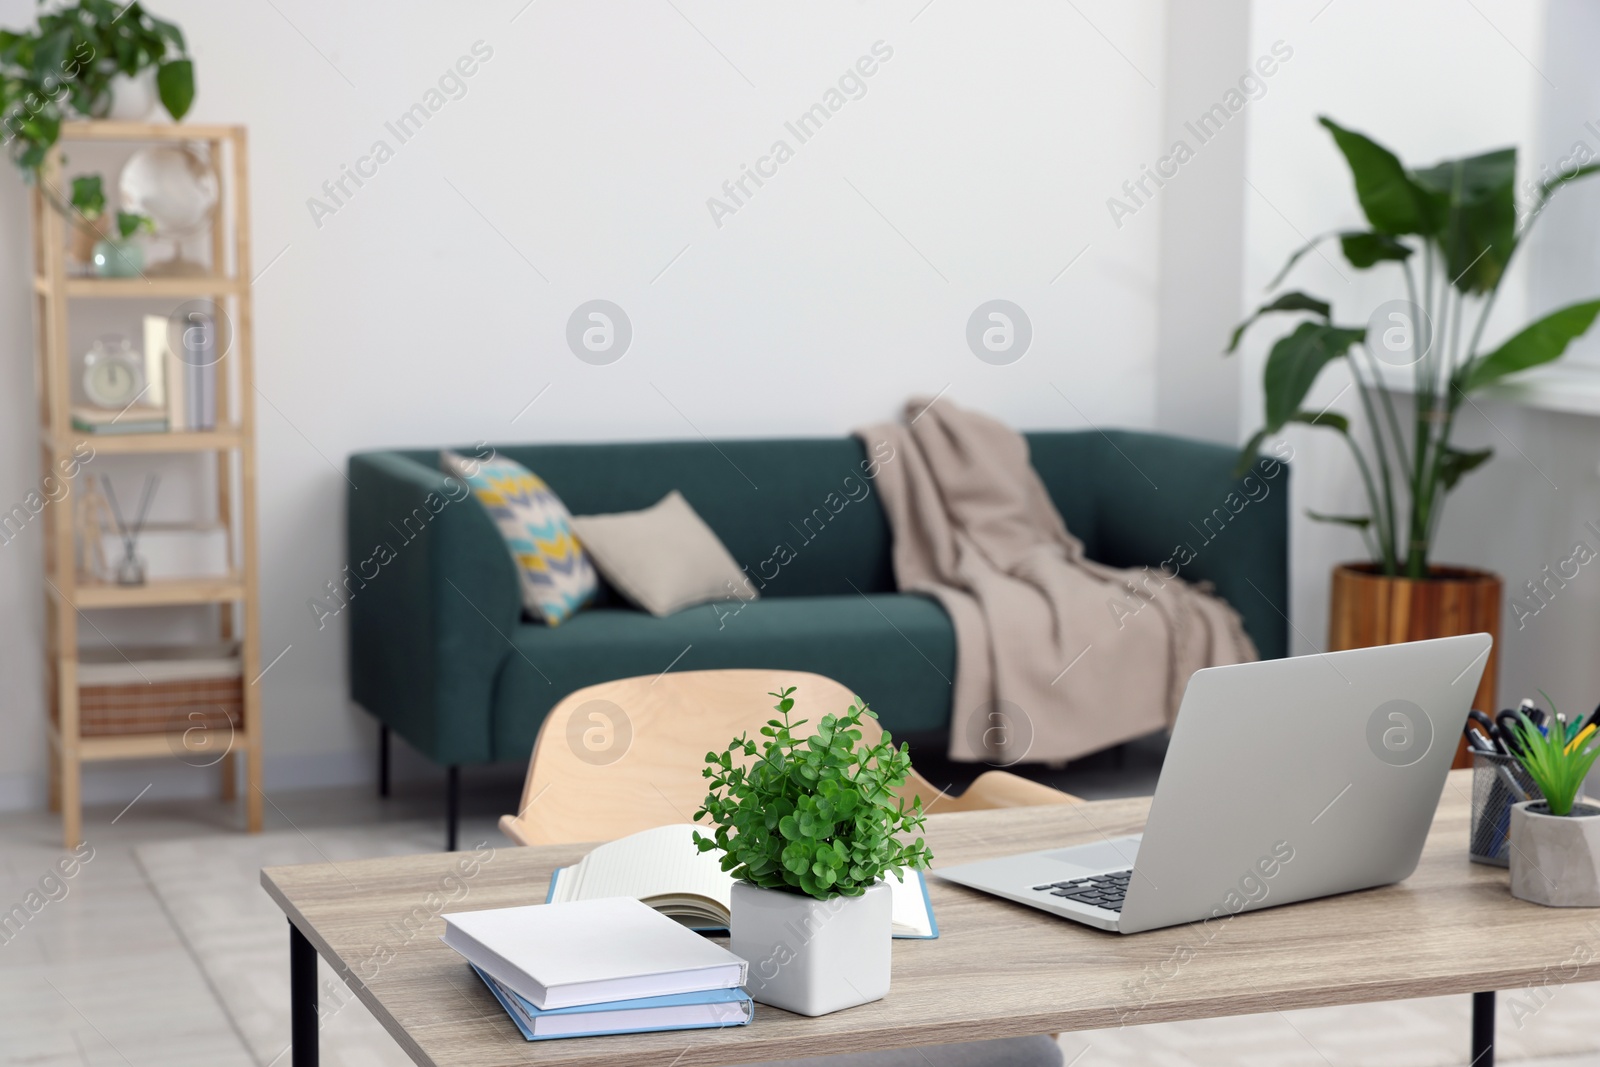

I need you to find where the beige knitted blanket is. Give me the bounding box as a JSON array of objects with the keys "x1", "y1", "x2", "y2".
[{"x1": 857, "y1": 397, "x2": 1256, "y2": 764}]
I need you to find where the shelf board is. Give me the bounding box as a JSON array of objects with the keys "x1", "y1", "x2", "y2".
[
  {"x1": 62, "y1": 576, "x2": 245, "y2": 609},
  {"x1": 46, "y1": 426, "x2": 244, "y2": 455},
  {"x1": 75, "y1": 730, "x2": 254, "y2": 762},
  {"x1": 36, "y1": 275, "x2": 241, "y2": 299},
  {"x1": 59, "y1": 120, "x2": 240, "y2": 143}
]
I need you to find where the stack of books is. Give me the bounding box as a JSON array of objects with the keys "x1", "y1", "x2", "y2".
[{"x1": 441, "y1": 897, "x2": 754, "y2": 1041}]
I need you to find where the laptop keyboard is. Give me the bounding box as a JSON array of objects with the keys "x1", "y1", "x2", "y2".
[{"x1": 1032, "y1": 869, "x2": 1131, "y2": 912}]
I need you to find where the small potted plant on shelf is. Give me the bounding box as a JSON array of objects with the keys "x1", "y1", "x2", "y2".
[
  {"x1": 1505, "y1": 696, "x2": 1600, "y2": 907},
  {"x1": 66, "y1": 172, "x2": 107, "y2": 268},
  {"x1": 90, "y1": 203, "x2": 153, "y2": 277},
  {"x1": 694, "y1": 687, "x2": 931, "y2": 1017}
]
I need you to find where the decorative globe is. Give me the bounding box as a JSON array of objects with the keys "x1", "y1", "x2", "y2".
[{"x1": 119, "y1": 145, "x2": 218, "y2": 237}]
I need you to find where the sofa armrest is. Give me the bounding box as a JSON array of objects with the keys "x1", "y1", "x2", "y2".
[
  {"x1": 1074, "y1": 430, "x2": 1290, "y2": 660},
  {"x1": 347, "y1": 450, "x2": 520, "y2": 765}
]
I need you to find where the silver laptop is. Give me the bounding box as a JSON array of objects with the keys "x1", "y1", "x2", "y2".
[{"x1": 934, "y1": 634, "x2": 1491, "y2": 934}]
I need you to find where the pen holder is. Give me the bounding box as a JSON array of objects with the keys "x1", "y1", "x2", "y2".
[{"x1": 1469, "y1": 750, "x2": 1542, "y2": 866}]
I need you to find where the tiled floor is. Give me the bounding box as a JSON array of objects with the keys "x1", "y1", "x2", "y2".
[
  {"x1": 5, "y1": 757, "x2": 1600, "y2": 1067},
  {"x1": 0, "y1": 775, "x2": 511, "y2": 1066}
]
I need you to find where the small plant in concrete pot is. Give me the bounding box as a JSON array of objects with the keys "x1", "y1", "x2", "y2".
[
  {"x1": 1505, "y1": 697, "x2": 1600, "y2": 907},
  {"x1": 694, "y1": 687, "x2": 931, "y2": 1016}
]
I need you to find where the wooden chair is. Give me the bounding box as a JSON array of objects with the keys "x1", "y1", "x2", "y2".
[{"x1": 500, "y1": 668, "x2": 1078, "y2": 847}]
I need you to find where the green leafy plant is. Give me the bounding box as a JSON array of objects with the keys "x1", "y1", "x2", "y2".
[
  {"x1": 68, "y1": 170, "x2": 102, "y2": 217},
  {"x1": 0, "y1": 1, "x2": 193, "y2": 178},
  {"x1": 113, "y1": 208, "x2": 151, "y2": 239},
  {"x1": 1230, "y1": 116, "x2": 1600, "y2": 579},
  {"x1": 693, "y1": 687, "x2": 932, "y2": 901},
  {"x1": 1506, "y1": 692, "x2": 1600, "y2": 817}
]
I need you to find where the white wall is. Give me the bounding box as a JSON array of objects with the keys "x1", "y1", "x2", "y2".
[
  {"x1": 1241, "y1": 0, "x2": 1600, "y2": 718},
  {"x1": 0, "y1": 1, "x2": 1174, "y2": 806}
]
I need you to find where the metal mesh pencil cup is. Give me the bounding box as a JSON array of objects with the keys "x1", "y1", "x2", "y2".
[{"x1": 1469, "y1": 750, "x2": 1541, "y2": 866}]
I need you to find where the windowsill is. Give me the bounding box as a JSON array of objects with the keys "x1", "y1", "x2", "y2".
[
  {"x1": 1369, "y1": 364, "x2": 1600, "y2": 418},
  {"x1": 1479, "y1": 365, "x2": 1600, "y2": 417}
]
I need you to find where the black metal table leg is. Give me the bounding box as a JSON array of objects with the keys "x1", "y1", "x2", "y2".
[
  {"x1": 445, "y1": 765, "x2": 460, "y2": 852},
  {"x1": 291, "y1": 920, "x2": 319, "y2": 1067},
  {"x1": 378, "y1": 725, "x2": 390, "y2": 798},
  {"x1": 1472, "y1": 990, "x2": 1494, "y2": 1066}
]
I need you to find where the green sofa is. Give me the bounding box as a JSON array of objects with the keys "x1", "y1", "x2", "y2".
[{"x1": 347, "y1": 431, "x2": 1288, "y2": 846}]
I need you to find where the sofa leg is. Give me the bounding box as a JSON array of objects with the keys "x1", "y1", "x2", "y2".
[
  {"x1": 445, "y1": 765, "x2": 459, "y2": 852},
  {"x1": 378, "y1": 725, "x2": 390, "y2": 799}
]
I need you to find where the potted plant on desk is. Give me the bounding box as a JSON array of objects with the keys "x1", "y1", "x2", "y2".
[
  {"x1": 694, "y1": 687, "x2": 931, "y2": 1017},
  {"x1": 1506, "y1": 701, "x2": 1600, "y2": 907},
  {"x1": 1229, "y1": 117, "x2": 1600, "y2": 747}
]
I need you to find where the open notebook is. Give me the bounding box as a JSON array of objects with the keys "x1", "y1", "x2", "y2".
[{"x1": 546, "y1": 824, "x2": 939, "y2": 938}]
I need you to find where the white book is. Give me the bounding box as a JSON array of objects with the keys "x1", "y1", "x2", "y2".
[
  {"x1": 141, "y1": 315, "x2": 167, "y2": 409},
  {"x1": 440, "y1": 897, "x2": 748, "y2": 1010},
  {"x1": 547, "y1": 823, "x2": 939, "y2": 938}
]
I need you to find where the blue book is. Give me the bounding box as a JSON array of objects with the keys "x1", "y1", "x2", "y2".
[{"x1": 471, "y1": 964, "x2": 754, "y2": 1041}]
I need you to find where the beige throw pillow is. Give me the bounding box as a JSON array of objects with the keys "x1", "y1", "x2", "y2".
[{"x1": 570, "y1": 491, "x2": 755, "y2": 617}]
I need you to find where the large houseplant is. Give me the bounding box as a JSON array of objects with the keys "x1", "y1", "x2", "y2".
[
  {"x1": 694, "y1": 687, "x2": 931, "y2": 1016},
  {"x1": 1230, "y1": 117, "x2": 1600, "y2": 730}
]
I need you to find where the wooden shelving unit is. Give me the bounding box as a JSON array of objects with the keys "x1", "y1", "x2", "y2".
[{"x1": 31, "y1": 121, "x2": 262, "y2": 846}]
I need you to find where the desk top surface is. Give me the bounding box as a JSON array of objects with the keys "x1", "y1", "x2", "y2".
[{"x1": 261, "y1": 770, "x2": 1600, "y2": 1067}]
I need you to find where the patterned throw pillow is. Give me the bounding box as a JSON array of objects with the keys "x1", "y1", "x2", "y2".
[{"x1": 440, "y1": 450, "x2": 596, "y2": 625}]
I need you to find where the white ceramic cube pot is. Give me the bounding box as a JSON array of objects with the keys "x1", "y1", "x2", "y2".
[
  {"x1": 729, "y1": 880, "x2": 891, "y2": 1016},
  {"x1": 1510, "y1": 801, "x2": 1600, "y2": 907}
]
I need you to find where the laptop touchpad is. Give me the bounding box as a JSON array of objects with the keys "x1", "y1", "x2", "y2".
[{"x1": 1041, "y1": 837, "x2": 1141, "y2": 872}]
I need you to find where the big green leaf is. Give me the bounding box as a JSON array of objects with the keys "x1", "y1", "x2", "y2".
[
  {"x1": 1319, "y1": 116, "x2": 1440, "y2": 236},
  {"x1": 1262, "y1": 321, "x2": 1366, "y2": 430},
  {"x1": 1538, "y1": 162, "x2": 1600, "y2": 207},
  {"x1": 1232, "y1": 409, "x2": 1350, "y2": 476},
  {"x1": 1411, "y1": 148, "x2": 1517, "y2": 294},
  {"x1": 1437, "y1": 445, "x2": 1494, "y2": 492},
  {"x1": 157, "y1": 59, "x2": 194, "y2": 120},
  {"x1": 1226, "y1": 290, "x2": 1330, "y2": 354},
  {"x1": 1339, "y1": 231, "x2": 1413, "y2": 268},
  {"x1": 1456, "y1": 300, "x2": 1600, "y2": 394}
]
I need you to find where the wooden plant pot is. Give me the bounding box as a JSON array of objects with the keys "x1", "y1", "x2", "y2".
[{"x1": 1328, "y1": 563, "x2": 1502, "y2": 768}]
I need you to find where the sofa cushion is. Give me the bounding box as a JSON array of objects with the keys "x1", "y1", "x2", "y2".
[
  {"x1": 441, "y1": 450, "x2": 596, "y2": 625},
  {"x1": 572, "y1": 491, "x2": 754, "y2": 616},
  {"x1": 489, "y1": 594, "x2": 956, "y2": 760}
]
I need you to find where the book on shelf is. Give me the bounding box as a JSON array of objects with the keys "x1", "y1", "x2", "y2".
[
  {"x1": 151, "y1": 310, "x2": 218, "y2": 432},
  {"x1": 441, "y1": 896, "x2": 748, "y2": 1011},
  {"x1": 70, "y1": 405, "x2": 168, "y2": 434},
  {"x1": 546, "y1": 823, "x2": 939, "y2": 938},
  {"x1": 470, "y1": 964, "x2": 753, "y2": 1041}
]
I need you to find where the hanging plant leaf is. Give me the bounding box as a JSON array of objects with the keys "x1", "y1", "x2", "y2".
[{"x1": 156, "y1": 58, "x2": 193, "y2": 120}]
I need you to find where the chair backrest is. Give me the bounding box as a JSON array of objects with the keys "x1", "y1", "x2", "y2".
[{"x1": 501, "y1": 669, "x2": 936, "y2": 846}]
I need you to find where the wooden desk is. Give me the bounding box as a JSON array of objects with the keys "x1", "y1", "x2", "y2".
[{"x1": 262, "y1": 770, "x2": 1598, "y2": 1066}]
